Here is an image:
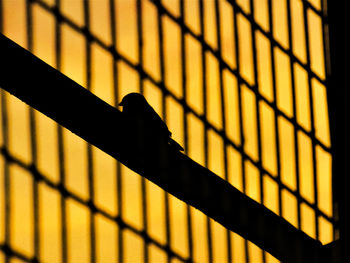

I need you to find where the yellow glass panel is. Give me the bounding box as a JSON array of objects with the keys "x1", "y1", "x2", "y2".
[
  {"x1": 124, "y1": 229, "x2": 144, "y2": 263},
  {"x1": 187, "y1": 113, "x2": 205, "y2": 166},
  {"x1": 163, "y1": 16, "x2": 182, "y2": 98},
  {"x1": 223, "y1": 69, "x2": 240, "y2": 145},
  {"x1": 142, "y1": 0, "x2": 161, "y2": 82},
  {"x1": 294, "y1": 63, "x2": 311, "y2": 131},
  {"x1": 282, "y1": 189, "x2": 298, "y2": 228},
  {"x1": 237, "y1": 14, "x2": 254, "y2": 86},
  {"x1": 279, "y1": 117, "x2": 296, "y2": 191},
  {"x1": 298, "y1": 131, "x2": 315, "y2": 203},
  {"x1": 117, "y1": 61, "x2": 140, "y2": 100},
  {"x1": 219, "y1": 0, "x2": 236, "y2": 69},
  {"x1": 91, "y1": 43, "x2": 114, "y2": 106},
  {"x1": 95, "y1": 214, "x2": 118, "y2": 263},
  {"x1": 35, "y1": 110, "x2": 59, "y2": 184},
  {"x1": 263, "y1": 175, "x2": 279, "y2": 215},
  {"x1": 257, "y1": 31, "x2": 273, "y2": 102},
  {"x1": 260, "y1": 101, "x2": 277, "y2": 176},
  {"x1": 116, "y1": 0, "x2": 138, "y2": 64},
  {"x1": 2, "y1": 0, "x2": 27, "y2": 47},
  {"x1": 319, "y1": 216, "x2": 333, "y2": 245},
  {"x1": 185, "y1": 34, "x2": 203, "y2": 115},
  {"x1": 89, "y1": 0, "x2": 111, "y2": 45},
  {"x1": 64, "y1": 129, "x2": 88, "y2": 201},
  {"x1": 7, "y1": 94, "x2": 31, "y2": 165},
  {"x1": 10, "y1": 165, "x2": 34, "y2": 257},
  {"x1": 211, "y1": 219, "x2": 228, "y2": 263},
  {"x1": 67, "y1": 199, "x2": 90, "y2": 263},
  {"x1": 245, "y1": 161, "x2": 260, "y2": 203},
  {"x1": 206, "y1": 52, "x2": 222, "y2": 130},
  {"x1": 248, "y1": 242, "x2": 263, "y2": 263},
  {"x1": 275, "y1": 47, "x2": 293, "y2": 118},
  {"x1": 144, "y1": 79, "x2": 163, "y2": 117},
  {"x1": 169, "y1": 195, "x2": 188, "y2": 258},
  {"x1": 266, "y1": 252, "x2": 280, "y2": 263},
  {"x1": 203, "y1": 0, "x2": 217, "y2": 50},
  {"x1": 242, "y1": 85, "x2": 258, "y2": 162},
  {"x1": 191, "y1": 207, "x2": 207, "y2": 263},
  {"x1": 166, "y1": 96, "x2": 184, "y2": 148},
  {"x1": 254, "y1": 0, "x2": 269, "y2": 32},
  {"x1": 121, "y1": 165, "x2": 143, "y2": 230},
  {"x1": 316, "y1": 145, "x2": 332, "y2": 217},
  {"x1": 33, "y1": 5, "x2": 55, "y2": 67},
  {"x1": 272, "y1": 0, "x2": 288, "y2": 49},
  {"x1": 146, "y1": 180, "x2": 166, "y2": 245},
  {"x1": 291, "y1": 0, "x2": 307, "y2": 64},
  {"x1": 208, "y1": 129, "x2": 224, "y2": 179},
  {"x1": 184, "y1": 0, "x2": 200, "y2": 35},
  {"x1": 312, "y1": 79, "x2": 330, "y2": 147},
  {"x1": 149, "y1": 243, "x2": 167, "y2": 263},
  {"x1": 93, "y1": 146, "x2": 117, "y2": 215},
  {"x1": 61, "y1": 25, "x2": 86, "y2": 87},
  {"x1": 227, "y1": 145, "x2": 243, "y2": 192},
  {"x1": 301, "y1": 203, "x2": 316, "y2": 238},
  {"x1": 231, "y1": 232, "x2": 246, "y2": 263},
  {"x1": 308, "y1": 9, "x2": 325, "y2": 79},
  {"x1": 61, "y1": 0, "x2": 84, "y2": 27},
  {"x1": 39, "y1": 184, "x2": 61, "y2": 263}
]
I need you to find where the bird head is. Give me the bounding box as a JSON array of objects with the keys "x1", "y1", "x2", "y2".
[{"x1": 119, "y1": 93, "x2": 148, "y2": 114}]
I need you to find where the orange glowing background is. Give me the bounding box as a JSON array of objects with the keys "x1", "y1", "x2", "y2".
[{"x1": 0, "y1": 0, "x2": 333, "y2": 262}]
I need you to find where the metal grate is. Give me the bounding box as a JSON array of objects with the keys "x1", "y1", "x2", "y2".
[{"x1": 0, "y1": 0, "x2": 335, "y2": 262}]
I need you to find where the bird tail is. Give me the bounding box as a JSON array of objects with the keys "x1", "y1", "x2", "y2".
[{"x1": 169, "y1": 138, "x2": 184, "y2": 151}]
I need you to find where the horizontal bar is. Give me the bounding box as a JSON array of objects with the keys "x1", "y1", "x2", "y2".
[{"x1": 0, "y1": 33, "x2": 323, "y2": 262}]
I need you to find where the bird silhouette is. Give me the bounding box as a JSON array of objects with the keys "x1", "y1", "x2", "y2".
[{"x1": 119, "y1": 93, "x2": 184, "y2": 151}]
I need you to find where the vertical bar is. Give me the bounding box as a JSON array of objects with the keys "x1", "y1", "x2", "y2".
[
  {"x1": 25, "y1": 0, "x2": 40, "y2": 261},
  {"x1": 180, "y1": 0, "x2": 194, "y2": 261},
  {"x1": 302, "y1": 2, "x2": 319, "y2": 240},
  {"x1": 198, "y1": 0, "x2": 213, "y2": 262},
  {"x1": 156, "y1": 1, "x2": 172, "y2": 262},
  {"x1": 82, "y1": 0, "x2": 96, "y2": 262},
  {"x1": 286, "y1": 0, "x2": 302, "y2": 231},
  {"x1": 214, "y1": 0, "x2": 231, "y2": 262},
  {"x1": 232, "y1": 5, "x2": 249, "y2": 263},
  {"x1": 136, "y1": 0, "x2": 149, "y2": 262},
  {"x1": 54, "y1": 0, "x2": 68, "y2": 262},
  {"x1": 109, "y1": 0, "x2": 123, "y2": 261},
  {"x1": 248, "y1": 0, "x2": 265, "y2": 262}
]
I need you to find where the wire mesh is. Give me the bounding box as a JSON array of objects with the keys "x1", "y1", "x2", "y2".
[{"x1": 0, "y1": 0, "x2": 335, "y2": 262}]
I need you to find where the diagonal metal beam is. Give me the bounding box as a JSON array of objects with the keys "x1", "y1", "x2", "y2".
[{"x1": 0, "y1": 33, "x2": 323, "y2": 263}]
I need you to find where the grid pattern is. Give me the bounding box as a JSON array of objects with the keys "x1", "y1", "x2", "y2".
[{"x1": 0, "y1": 0, "x2": 335, "y2": 262}]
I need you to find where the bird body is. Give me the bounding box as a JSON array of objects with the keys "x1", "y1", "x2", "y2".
[{"x1": 119, "y1": 93, "x2": 184, "y2": 151}]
